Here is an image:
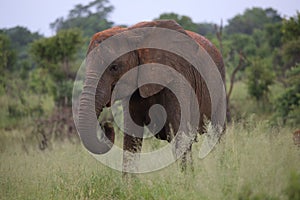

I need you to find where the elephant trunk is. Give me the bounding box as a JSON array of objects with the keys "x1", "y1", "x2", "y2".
[
  {"x1": 95, "y1": 85, "x2": 116, "y2": 146},
  {"x1": 77, "y1": 77, "x2": 115, "y2": 154}
]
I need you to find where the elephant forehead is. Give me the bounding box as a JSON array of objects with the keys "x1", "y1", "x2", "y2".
[
  {"x1": 87, "y1": 20, "x2": 188, "y2": 56},
  {"x1": 87, "y1": 27, "x2": 127, "y2": 55},
  {"x1": 129, "y1": 20, "x2": 187, "y2": 35}
]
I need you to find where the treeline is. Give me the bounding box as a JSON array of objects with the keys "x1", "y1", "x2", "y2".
[{"x1": 0, "y1": 0, "x2": 299, "y2": 132}]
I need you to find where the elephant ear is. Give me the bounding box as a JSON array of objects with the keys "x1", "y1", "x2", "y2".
[{"x1": 129, "y1": 20, "x2": 188, "y2": 98}]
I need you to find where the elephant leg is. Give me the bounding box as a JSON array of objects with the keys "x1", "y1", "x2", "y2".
[
  {"x1": 122, "y1": 92, "x2": 145, "y2": 174},
  {"x1": 180, "y1": 143, "x2": 194, "y2": 172},
  {"x1": 161, "y1": 87, "x2": 196, "y2": 172},
  {"x1": 122, "y1": 134, "x2": 143, "y2": 175},
  {"x1": 179, "y1": 84, "x2": 199, "y2": 173}
]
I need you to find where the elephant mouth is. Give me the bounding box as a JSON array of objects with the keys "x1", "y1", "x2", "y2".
[
  {"x1": 105, "y1": 83, "x2": 116, "y2": 107},
  {"x1": 106, "y1": 101, "x2": 111, "y2": 107}
]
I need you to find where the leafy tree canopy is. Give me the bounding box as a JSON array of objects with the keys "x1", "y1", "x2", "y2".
[
  {"x1": 275, "y1": 13, "x2": 300, "y2": 125},
  {"x1": 197, "y1": 23, "x2": 216, "y2": 36},
  {"x1": 30, "y1": 29, "x2": 83, "y2": 75},
  {"x1": 0, "y1": 33, "x2": 16, "y2": 72},
  {"x1": 226, "y1": 7, "x2": 282, "y2": 35},
  {"x1": 0, "y1": 26, "x2": 42, "y2": 50},
  {"x1": 155, "y1": 12, "x2": 217, "y2": 36},
  {"x1": 276, "y1": 64, "x2": 300, "y2": 125},
  {"x1": 0, "y1": 26, "x2": 42, "y2": 71},
  {"x1": 155, "y1": 12, "x2": 199, "y2": 33},
  {"x1": 246, "y1": 57, "x2": 274, "y2": 102},
  {"x1": 281, "y1": 12, "x2": 300, "y2": 68},
  {"x1": 282, "y1": 12, "x2": 300, "y2": 42},
  {"x1": 50, "y1": 0, "x2": 114, "y2": 37},
  {"x1": 30, "y1": 29, "x2": 83, "y2": 106}
]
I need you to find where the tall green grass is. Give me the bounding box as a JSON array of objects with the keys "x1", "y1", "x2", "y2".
[{"x1": 0, "y1": 119, "x2": 299, "y2": 200}]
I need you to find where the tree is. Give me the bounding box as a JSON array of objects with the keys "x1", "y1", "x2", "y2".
[
  {"x1": 282, "y1": 12, "x2": 300, "y2": 69},
  {"x1": 197, "y1": 23, "x2": 216, "y2": 36},
  {"x1": 265, "y1": 23, "x2": 283, "y2": 49},
  {"x1": 0, "y1": 33, "x2": 16, "y2": 95},
  {"x1": 281, "y1": 12, "x2": 300, "y2": 42},
  {"x1": 229, "y1": 33, "x2": 256, "y2": 56},
  {"x1": 226, "y1": 7, "x2": 282, "y2": 35},
  {"x1": 30, "y1": 29, "x2": 83, "y2": 106},
  {"x1": 155, "y1": 13, "x2": 198, "y2": 32},
  {"x1": 155, "y1": 13, "x2": 217, "y2": 36},
  {"x1": 1, "y1": 26, "x2": 42, "y2": 51},
  {"x1": 0, "y1": 26, "x2": 42, "y2": 73},
  {"x1": 246, "y1": 58, "x2": 274, "y2": 102},
  {"x1": 276, "y1": 64, "x2": 300, "y2": 125},
  {"x1": 275, "y1": 13, "x2": 300, "y2": 125},
  {"x1": 50, "y1": 0, "x2": 114, "y2": 37},
  {"x1": 31, "y1": 29, "x2": 83, "y2": 76},
  {"x1": 0, "y1": 33, "x2": 16, "y2": 72}
]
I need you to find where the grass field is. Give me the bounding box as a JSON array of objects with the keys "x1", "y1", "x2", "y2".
[{"x1": 0, "y1": 118, "x2": 299, "y2": 200}]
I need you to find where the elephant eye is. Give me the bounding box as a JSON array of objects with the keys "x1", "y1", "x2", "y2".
[{"x1": 109, "y1": 64, "x2": 118, "y2": 72}]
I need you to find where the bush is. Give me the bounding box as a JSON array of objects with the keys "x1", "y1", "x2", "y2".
[
  {"x1": 246, "y1": 57, "x2": 274, "y2": 102},
  {"x1": 276, "y1": 64, "x2": 300, "y2": 125}
]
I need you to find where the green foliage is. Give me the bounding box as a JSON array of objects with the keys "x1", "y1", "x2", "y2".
[
  {"x1": 197, "y1": 23, "x2": 216, "y2": 36},
  {"x1": 1, "y1": 26, "x2": 42, "y2": 53},
  {"x1": 0, "y1": 26, "x2": 42, "y2": 72},
  {"x1": 155, "y1": 12, "x2": 199, "y2": 32},
  {"x1": 30, "y1": 29, "x2": 83, "y2": 76},
  {"x1": 0, "y1": 34, "x2": 17, "y2": 96},
  {"x1": 280, "y1": 12, "x2": 300, "y2": 69},
  {"x1": 264, "y1": 23, "x2": 283, "y2": 48},
  {"x1": 53, "y1": 80, "x2": 74, "y2": 107},
  {"x1": 28, "y1": 68, "x2": 55, "y2": 94},
  {"x1": 246, "y1": 58, "x2": 274, "y2": 101},
  {"x1": 50, "y1": 0, "x2": 114, "y2": 37},
  {"x1": 273, "y1": 13, "x2": 300, "y2": 125},
  {"x1": 30, "y1": 37, "x2": 59, "y2": 66},
  {"x1": 282, "y1": 12, "x2": 300, "y2": 42},
  {"x1": 226, "y1": 7, "x2": 282, "y2": 35},
  {"x1": 0, "y1": 33, "x2": 16, "y2": 72},
  {"x1": 55, "y1": 29, "x2": 84, "y2": 61},
  {"x1": 155, "y1": 13, "x2": 217, "y2": 36},
  {"x1": 31, "y1": 29, "x2": 83, "y2": 68},
  {"x1": 0, "y1": 74, "x2": 54, "y2": 129},
  {"x1": 282, "y1": 38, "x2": 300, "y2": 67},
  {"x1": 276, "y1": 64, "x2": 300, "y2": 125},
  {"x1": 30, "y1": 29, "x2": 83, "y2": 107},
  {"x1": 229, "y1": 34, "x2": 256, "y2": 56}
]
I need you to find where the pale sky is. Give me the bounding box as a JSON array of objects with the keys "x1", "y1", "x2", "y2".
[{"x1": 0, "y1": 0, "x2": 299, "y2": 36}]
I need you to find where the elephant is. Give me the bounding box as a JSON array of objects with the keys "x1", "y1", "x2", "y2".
[{"x1": 77, "y1": 20, "x2": 225, "y2": 173}]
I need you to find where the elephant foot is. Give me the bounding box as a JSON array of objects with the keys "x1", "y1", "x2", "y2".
[{"x1": 122, "y1": 150, "x2": 140, "y2": 173}]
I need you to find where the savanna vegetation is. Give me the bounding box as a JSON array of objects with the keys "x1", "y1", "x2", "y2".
[{"x1": 0, "y1": 0, "x2": 299, "y2": 199}]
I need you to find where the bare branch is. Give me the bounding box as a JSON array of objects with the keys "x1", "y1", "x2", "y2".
[{"x1": 227, "y1": 51, "x2": 246, "y2": 100}]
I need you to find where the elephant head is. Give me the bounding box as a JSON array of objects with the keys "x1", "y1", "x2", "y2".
[{"x1": 77, "y1": 20, "x2": 225, "y2": 155}]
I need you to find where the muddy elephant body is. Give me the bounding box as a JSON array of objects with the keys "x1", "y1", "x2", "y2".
[{"x1": 77, "y1": 20, "x2": 225, "y2": 172}]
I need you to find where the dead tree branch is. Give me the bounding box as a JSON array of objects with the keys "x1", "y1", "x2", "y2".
[{"x1": 227, "y1": 51, "x2": 246, "y2": 100}]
